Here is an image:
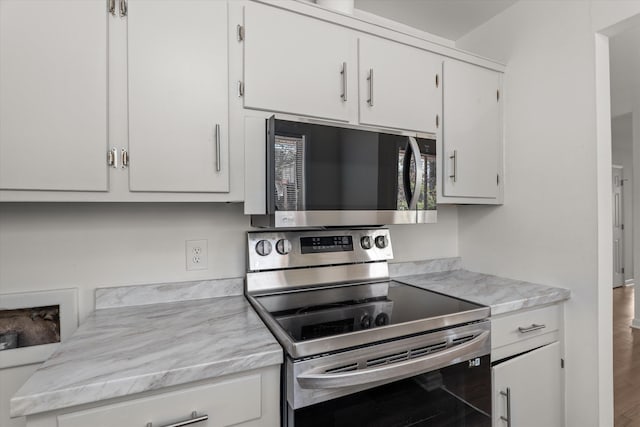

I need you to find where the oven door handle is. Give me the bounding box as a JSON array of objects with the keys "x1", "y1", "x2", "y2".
[{"x1": 296, "y1": 331, "x2": 489, "y2": 389}]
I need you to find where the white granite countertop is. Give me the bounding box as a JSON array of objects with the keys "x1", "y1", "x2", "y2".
[
  {"x1": 391, "y1": 259, "x2": 571, "y2": 315},
  {"x1": 10, "y1": 282, "x2": 283, "y2": 418}
]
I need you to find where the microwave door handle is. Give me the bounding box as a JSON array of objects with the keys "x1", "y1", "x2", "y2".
[
  {"x1": 407, "y1": 136, "x2": 424, "y2": 210},
  {"x1": 402, "y1": 142, "x2": 413, "y2": 208},
  {"x1": 297, "y1": 331, "x2": 489, "y2": 390},
  {"x1": 266, "y1": 115, "x2": 276, "y2": 214}
]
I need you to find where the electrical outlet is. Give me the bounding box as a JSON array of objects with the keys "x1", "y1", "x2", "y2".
[{"x1": 186, "y1": 239, "x2": 208, "y2": 271}]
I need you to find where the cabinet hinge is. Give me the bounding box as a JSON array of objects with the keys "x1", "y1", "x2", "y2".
[
  {"x1": 237, "y1": 80, "x2": 244, "y2": 98},
  {"x1": 118, "y1": 0, "x2": 127, "y2": 17},
  {"x1": 622, "y1": 223, "x2": 625, "y2": 230},
  {"x1": 497, "y1": 174, "x2": 500, "y2": 185},
  {"x1": 497, "y1": 89, "x2": 500, "y2": 102},
  {"x1": 561, "y1": 358, "x2": 564, "y2": 369},
  {"x1": 622, "y1": 267, "x2": 625, "y2": 274},
  {"x1": 237, "y1": 24, "x2": 244, "y2": 42},
  {"x1": 107, "y1": 147, "x2": 118, "y2": 168},
  {"x1": 121, "y1": 148, "x2": 129, "y2": 168}
]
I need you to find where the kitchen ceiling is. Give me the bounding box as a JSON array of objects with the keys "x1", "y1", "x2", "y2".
[{"x1": 353, "y1": 0, "x2": 517, "y2": 41}]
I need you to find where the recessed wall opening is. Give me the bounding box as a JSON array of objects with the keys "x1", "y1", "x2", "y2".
[{"x1": 0, "y1": 305, "x2": 61, "y2": 351}]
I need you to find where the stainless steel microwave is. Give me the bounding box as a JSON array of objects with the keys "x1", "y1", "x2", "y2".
[{"x1": 250, "y1": 116, "x2": 436, "y2": 228}]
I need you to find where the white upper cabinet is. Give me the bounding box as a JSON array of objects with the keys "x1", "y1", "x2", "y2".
[
  {"x1": 127, "y1": 0, "x2": 229, "y2": 193},
  {"x1": 441, "y1": 59, "x2": 502, "y2": 201},
  {"x1": 0, "y1": 0, "x2": 108, "y2": 191},
  {"x1": 243, "y1": 2, "x2": 355, "y2": 122},
  {"x1": 358, "y1": 36, "x2": 441, "y2": 134}
]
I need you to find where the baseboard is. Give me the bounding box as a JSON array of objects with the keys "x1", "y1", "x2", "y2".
[
  {"x1": 632, "y1": 319, "x2": 640, "y2": 330},
  {"x1": 625, "y1": 279, "x2": 635, "y2": 286}
]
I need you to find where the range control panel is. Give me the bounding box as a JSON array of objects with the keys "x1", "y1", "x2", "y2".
[{"x1": 247, "y1": 228, "x2": 393, "y2": 272}]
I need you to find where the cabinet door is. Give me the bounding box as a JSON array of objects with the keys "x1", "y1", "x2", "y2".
[
  {"x1": 243, "y1": 2, "x2": 353, "y2": 122},
  {"x1": 0, "y1": 0, "x2": 108, "y2": 191},
  {"x1": 492, "y1": 342, "x2": 563, "y2": 427},
  {"x1": 127, "y1": 0, "x2": 229, "y2": 192},
  {"x1": 442, "y1": 59, "x2": 501, "y2": 199},
  {"x1": 57, "y1": 374, "x2": 263, "y2": 427},
  {"x1": 359, "y1": 36, "x2": 441, "y2": 133}
]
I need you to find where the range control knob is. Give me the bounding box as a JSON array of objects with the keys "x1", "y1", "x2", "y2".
[
  {"x1": 276, "y1": 239, "x2": 292, "y2": 255},
  {"x1": 375, "y1": 313, "x2": 390, "y2": 327},
  {"x1": 360, "y1": 313, "x2": 372, "y2": 329},
  {"x1": 360, "y1": 236, "x2": 373, "y2": 250},
  {"x1": 374, "y1": 235, "x2": 388, "y2": 249},
  {"x1": 255, "y1": 240, "x2": 272, "y2": 257}
]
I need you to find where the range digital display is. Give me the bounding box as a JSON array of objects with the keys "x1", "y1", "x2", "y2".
[{"x1": 300, "y1": 236, "x2": 354, "y2": 254}]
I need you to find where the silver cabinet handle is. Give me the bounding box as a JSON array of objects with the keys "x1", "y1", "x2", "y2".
[
  {"x1": 407, "y1": 136, "x2": 424, "y2": 210},
  {"x1": 108, "y1": 0, "x2": 116, "y2": 16},
  {"x1": 340, "y1": 62, "x2": 347, "y2": 102},
  {"x1": 297, "y1": 331, "x2": 489, "y2": 389},
  {"x1": 449, "y1": 150, "x2": 457, "y2": 182},
  {"x1": 119, "y1": 0, "x2": 127, "y2": 17},
  {"x1": 121, "y1": 148, "x2": 129, "y2": 168},
  {"x1": 146, "y1": 411, "x2": 208, "y2": 427},
  {"x1": 500, "y1": 388, "x2": 511, "y2": 427},
  {"x1": 367, "y1": 68, "x2": 374, "y2": 106},
  {"x1": 517, "y1": 323, "x2": 546, "y2": 333},
  {"x1": 215, "y1": 124, "x2": 221, "y2": 172},
  {"x1": 237, "y1": 80, "x2": 244, "y2": 98}
]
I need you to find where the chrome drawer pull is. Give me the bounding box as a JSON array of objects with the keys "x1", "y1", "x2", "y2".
[
  {"x1": 517, "y1": 323, "x2": 546, "y2": 333},
  {"x1": 146, "y1": 411, "x2": 208, "y2": 427},
  {"x1": 500, "y1": 388, "x2": 511, "y2": 427},
  {"x1": 449, "y1": 150, "x2": 457, "y2": 182},
  {"x1": 340, "y1": 62, "x2": 347, "y2": 101}
]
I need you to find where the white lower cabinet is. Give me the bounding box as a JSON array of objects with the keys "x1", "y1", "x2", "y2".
[
  {"x1": 492, "y1": 342, "x2": 563, "y2": 427},
  {"x1": 491, "y1": 304, "x2": 564, "y2": 427},
  {"x1": 24, "y1": 367, "x2": 280, "y2": 427}
]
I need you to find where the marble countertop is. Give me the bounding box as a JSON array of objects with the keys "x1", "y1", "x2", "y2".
[
  {"x1": 11, "y1": 290, "x2": 283, "y2": 417},
  {"x1": 391, "y1": 260, "x2": 570, "y2": 315},
  {"x1": 11, "y1": 260, "x2": 570, "y2": 417}
]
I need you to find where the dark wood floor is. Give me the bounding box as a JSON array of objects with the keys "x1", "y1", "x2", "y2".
[{"x1": 614, "y1": 286, "x2": 640, "y2": 427}]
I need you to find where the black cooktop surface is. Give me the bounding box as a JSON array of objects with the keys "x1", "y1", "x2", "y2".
[{"x1": 253, "y1": 281, "x2": 486, "y2": 343}]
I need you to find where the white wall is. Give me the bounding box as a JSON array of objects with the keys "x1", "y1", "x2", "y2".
[
  {"x1": 0, "y1": 202, "x2": 458, "y2": 426},
  {"x1": 455, "y1": 1, "x2": 640, "y2": 426},
  {"x1": 612, "y1": 113, "x2": 634, "y2": 283}
]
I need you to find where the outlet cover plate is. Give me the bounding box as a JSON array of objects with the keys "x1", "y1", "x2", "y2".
[{"x1": 186, "y1": 239, "x2": 208, "y2": 271}]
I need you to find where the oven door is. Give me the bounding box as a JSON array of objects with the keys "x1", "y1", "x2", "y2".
[
  {"x1": 255, "y1": 117, "x2": 436, "y2": 228},
  {"x1": 285, "y1": 322, "x2": 491, "y2": 427}
]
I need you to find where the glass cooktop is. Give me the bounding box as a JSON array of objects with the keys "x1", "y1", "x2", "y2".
[{"x1": 253, "y1": 281, "x2": 487, "y2": 343}]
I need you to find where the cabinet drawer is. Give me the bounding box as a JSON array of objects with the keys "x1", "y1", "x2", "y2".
[
  {"x1": 57, "y1": 374, "x2": 261, "y2": 427},
  {"x1": 491, "y1": 304, "x2": 560, "y2": 360}
]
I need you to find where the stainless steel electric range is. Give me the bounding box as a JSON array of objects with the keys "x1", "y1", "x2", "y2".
[{"x1": 246, "y1": 228, "x2": 492, "y2": 427}]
